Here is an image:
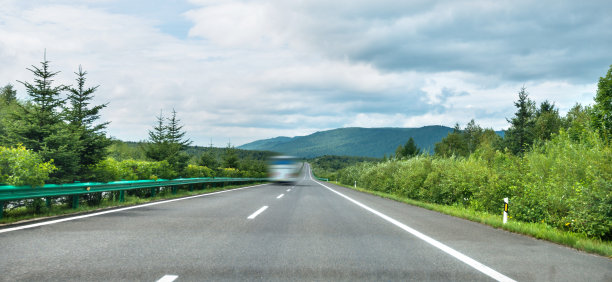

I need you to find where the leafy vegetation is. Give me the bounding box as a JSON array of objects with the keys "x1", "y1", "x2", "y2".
[
  {"x1": 0, "y1": 55, "x2": 110, "y2": 184},
  {"x1": 0, "y1": 145, "x2": 56, "y2": 187},
  {"x1": 320, "y1": 65, "x2": 612, "y2": 243},
  {"x1": 0, "y1": 55, "x2": 274, "y2": 221},
  {"x1": 308, "y1": 155, "x2": 380, "y2": 180}
]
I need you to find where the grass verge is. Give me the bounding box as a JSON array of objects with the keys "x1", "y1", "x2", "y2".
[
  {"x1": 0, "y1": 182, "x2": 266, "y2": 226},
  {"x1": 329, "y1": 181, "x2": 612, "y2": 258}
]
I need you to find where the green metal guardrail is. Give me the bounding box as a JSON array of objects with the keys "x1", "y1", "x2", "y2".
[{"x1": 0, "y1": 177, "x2": 267, "y2": 219}]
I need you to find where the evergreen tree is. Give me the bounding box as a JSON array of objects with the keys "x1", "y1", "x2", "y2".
[
  {"x1": 143, "y1": 109, "x2": 191, "y2": 176},
  {"x1": 592, "y1": 64, "x2": 612, "y2": 140},
  {"x1": 143, "y1": 110, "x2": 169, "y2": 161},
  {"x1": 199, "y1": 147, "x2": 220, "y2": 170},
  {"x1": 0, "y1": 84, "x2": 20, "y2": 146},
  {"x1": 16, "y1": 54, "x2": 66, "y2": 150},
  {"x1": 534, "y1": 100, "x2": 561, "y2": 141},
  {"x1": 65, "y1": 65, "x2": 111, "y2": 179},
  {"x1": 15, "y1": 54, "x2": 80, "y2": 183},
  {"x1": 402, "y1": 137, "x2": 420, "y2": 158},
  {"x1": 165, "y1": 109, "x2": 191, "y2": 175},
  {"x1": 0, "y1": 84, "x2": 17, "y2": 104},
  {"x1": 503, "y1": 87, "x2": 536, "y2": 155},
  {"x1": 222, "y1": 143, "x2": 239, "y2": 169}
]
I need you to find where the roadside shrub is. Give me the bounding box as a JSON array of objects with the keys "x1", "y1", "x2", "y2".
[
  {"x1": 184, "y1": 164, "x2": 214, "y2": 178},
  {"x1": 332, "y1": 129, "x2": 611, "y2": 239},
  {"x1": 0, "y1": 144, "x2": 56, "y2": 187},
  {"x1": 90, "y1": 158, "x2": 177, "y2": 182}
]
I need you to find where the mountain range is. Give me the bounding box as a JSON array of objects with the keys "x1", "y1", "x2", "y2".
[{"x1": 238, "y1": 126, "x2": 457, "y2": 158}]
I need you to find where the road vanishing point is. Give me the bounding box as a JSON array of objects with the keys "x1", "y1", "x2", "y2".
[{"x1": 1, "y1": 164, "x2": 610, "y2": 281}]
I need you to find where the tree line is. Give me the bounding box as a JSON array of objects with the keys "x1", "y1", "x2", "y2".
[
  {"x1": 0, "y1": 55, "x2": 109, "y2": 184},
  {"x1": 0, "y1": 55, "x2": 270, "y2": 187},
  {"x1": 320, "y1": 65, "x2": 612, "y2": 240}
]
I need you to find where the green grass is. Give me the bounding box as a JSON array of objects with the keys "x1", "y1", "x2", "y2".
[
  {"x1": 330, "y1": 181, "x2": 612, "y2": 258},
  {"x1": 0, "y1": 182, "x2": 266, "y2": 225}
]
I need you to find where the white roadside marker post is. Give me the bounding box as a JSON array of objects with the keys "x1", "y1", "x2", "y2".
[
  {"x1": 354, "y1": 181, "x2": 357, "y2": 188},
  {"x1": 503, "y1": 197, "x2": 509, "y2": 224}
]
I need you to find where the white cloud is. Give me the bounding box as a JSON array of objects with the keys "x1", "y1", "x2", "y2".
[{"x1": 0, "y1": 0, "x2": 608, "y2": 147}]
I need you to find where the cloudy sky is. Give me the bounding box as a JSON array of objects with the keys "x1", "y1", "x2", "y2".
[{"x1": 1, "y1": 0, "x2": 611, "y2": 146}]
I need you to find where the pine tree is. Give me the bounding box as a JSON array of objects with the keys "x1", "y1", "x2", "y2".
[
  {"x1": 534, "y1": 100, "x2": 561, "y2": 141},
  {"x1": 16, "y1": 53, "x2": 66, "y2": 151},
  {"x1": 402, "y1": 137, "x2": 420, "y2": 158},
  {"x1": 503, "y1": 87, "x2": 536, "y2": 155},
  {"x1": 65, "y1": 65, "x2": 111, "y2": 179},
  {"x1": 143, "y1": 110, "x2": 169, "y2": 161},
  {"x1": 165, "y1": 109, "x2": 191, "y2": 175},
  {"x1": 15, "y1": 54, "x2": 80, "y2": 183},
  {"x1": 223, "y1": 142, "x2": 239, "y2": 169},
  {"x1": 0, "y1": 84, "x2": 17, "y2": 104},
  {"x1": 166, "y1": 108, "x2": 192, "y2": 148},
  {"x1": 143, "y1": 109, "x2": 191, "y2": 176}
]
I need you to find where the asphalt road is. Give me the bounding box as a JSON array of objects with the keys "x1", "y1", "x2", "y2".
[{"x1": 1, "y1": 164, "x2": 610, "y2": 281}]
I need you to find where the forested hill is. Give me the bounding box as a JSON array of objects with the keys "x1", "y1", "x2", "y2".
[{"x1": 238, "y1": 126, "x2": 457, "y2": 158}]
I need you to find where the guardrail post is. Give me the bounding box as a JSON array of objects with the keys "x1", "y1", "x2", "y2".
[
  {"x1": 46, "y1": 198, "x2": 52, "y2": 208},
  {"x1": 119, "y1": 191, "x2": 125, "y2": 202},
  {"x1": 0, "y1": 200, "x2": 4, "y2": 219},
  {"x1": 151, "y1": 188, "x2": 156, "y2": 197},
  {"x1": 189, "y1": 184, "x2": 194, "y2": 192},
  {"x1": 72, "y1": 195, "x2": 79, "y2": 209},
  {"x1": 172, "y1": 186, "x2": 177, "y2": 195}
]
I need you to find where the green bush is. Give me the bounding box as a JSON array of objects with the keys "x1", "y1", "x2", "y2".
[
  {"x1": 90, "y1": 157, "x2": 177, "y2": 182},
  {"x1": 184, "y1": 164, "x2": 214, "y2": 178},
  {"x1": 0, "y1": 144, "x2": 56, "y2": 187},
  {"x1": 334, "y1": 129, "x2": 611, "y2": 239}
]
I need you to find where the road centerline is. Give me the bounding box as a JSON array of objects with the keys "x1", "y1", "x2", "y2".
[
  {"x1": 277, "y1": 194, "x2": 284, "y2": 199},
  {"x1": 247, "y1": 206, "x2": 269, "y2": 219},
  {"x1": 314, "y1": 180, "x2": 516, "y2": 282}
]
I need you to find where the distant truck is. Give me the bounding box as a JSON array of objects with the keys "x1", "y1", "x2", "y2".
[{"x1": 268, "y1": 156, "x2": 300, "y2": 184}]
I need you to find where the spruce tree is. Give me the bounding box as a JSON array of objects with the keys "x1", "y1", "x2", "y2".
[
  {"x1": 0, "y1": 84, "x2": 17, "y2": 104},
  {"x1": 534, "y1": 100, "x2": 561, "y2": 141},
  {"x1": 503, "y1": 87, "x2": 536, "y2": 155},
  {"x1": 402, "y1": 137, "x2": 420, "y2": 158},
  {"x1": 16, "y1": 54, "x2": 66, "y2": 151},
  {"x1": 65, "y1": 65, "x2": 111, "y2": 179},
  {"x1": 165, "y1": 109, "x2": 191, "y2": 175},
  {"x1": 143, "y1": 110, "x2": 169, "y2": 161},
  {"x1": 223, "y1": 143, "x2": 239, "y2": 169},
  {"x1": 15, "y1": 54, "x2": 80, "y2": 183},
  {"x1": 143, "y1": 109, "x2": 191, "y2": 176}
]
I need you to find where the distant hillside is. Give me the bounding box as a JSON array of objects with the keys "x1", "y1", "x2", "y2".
[{"x1": 238, "y1": 126, "x2": 456, "y2": 158}]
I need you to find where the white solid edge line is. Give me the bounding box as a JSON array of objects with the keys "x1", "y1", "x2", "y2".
[
  {"x1": 157, "y1": 274, "x2": 179, "y2": 282},
  {"x1": 0, "y1": 183, "x2": 269, "y2": 234},
  {"x1": 315, "y1": 180, "x2": 516, "y2": 282},
  {"x1": 247, "y1": 206, "x2": 268, "y2": 219},
  {"x1": 277, "y1": 194, "x2": 284, "y2": 199}
]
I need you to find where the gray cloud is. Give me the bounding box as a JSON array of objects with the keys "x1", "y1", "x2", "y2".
[{"x1": 0, "y1": 0, "x2": 608, "y2": 146}]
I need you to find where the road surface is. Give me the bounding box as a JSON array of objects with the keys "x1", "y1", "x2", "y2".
[{"x1": 1, "y1": 163, "x2": 610, "y2": 281}]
